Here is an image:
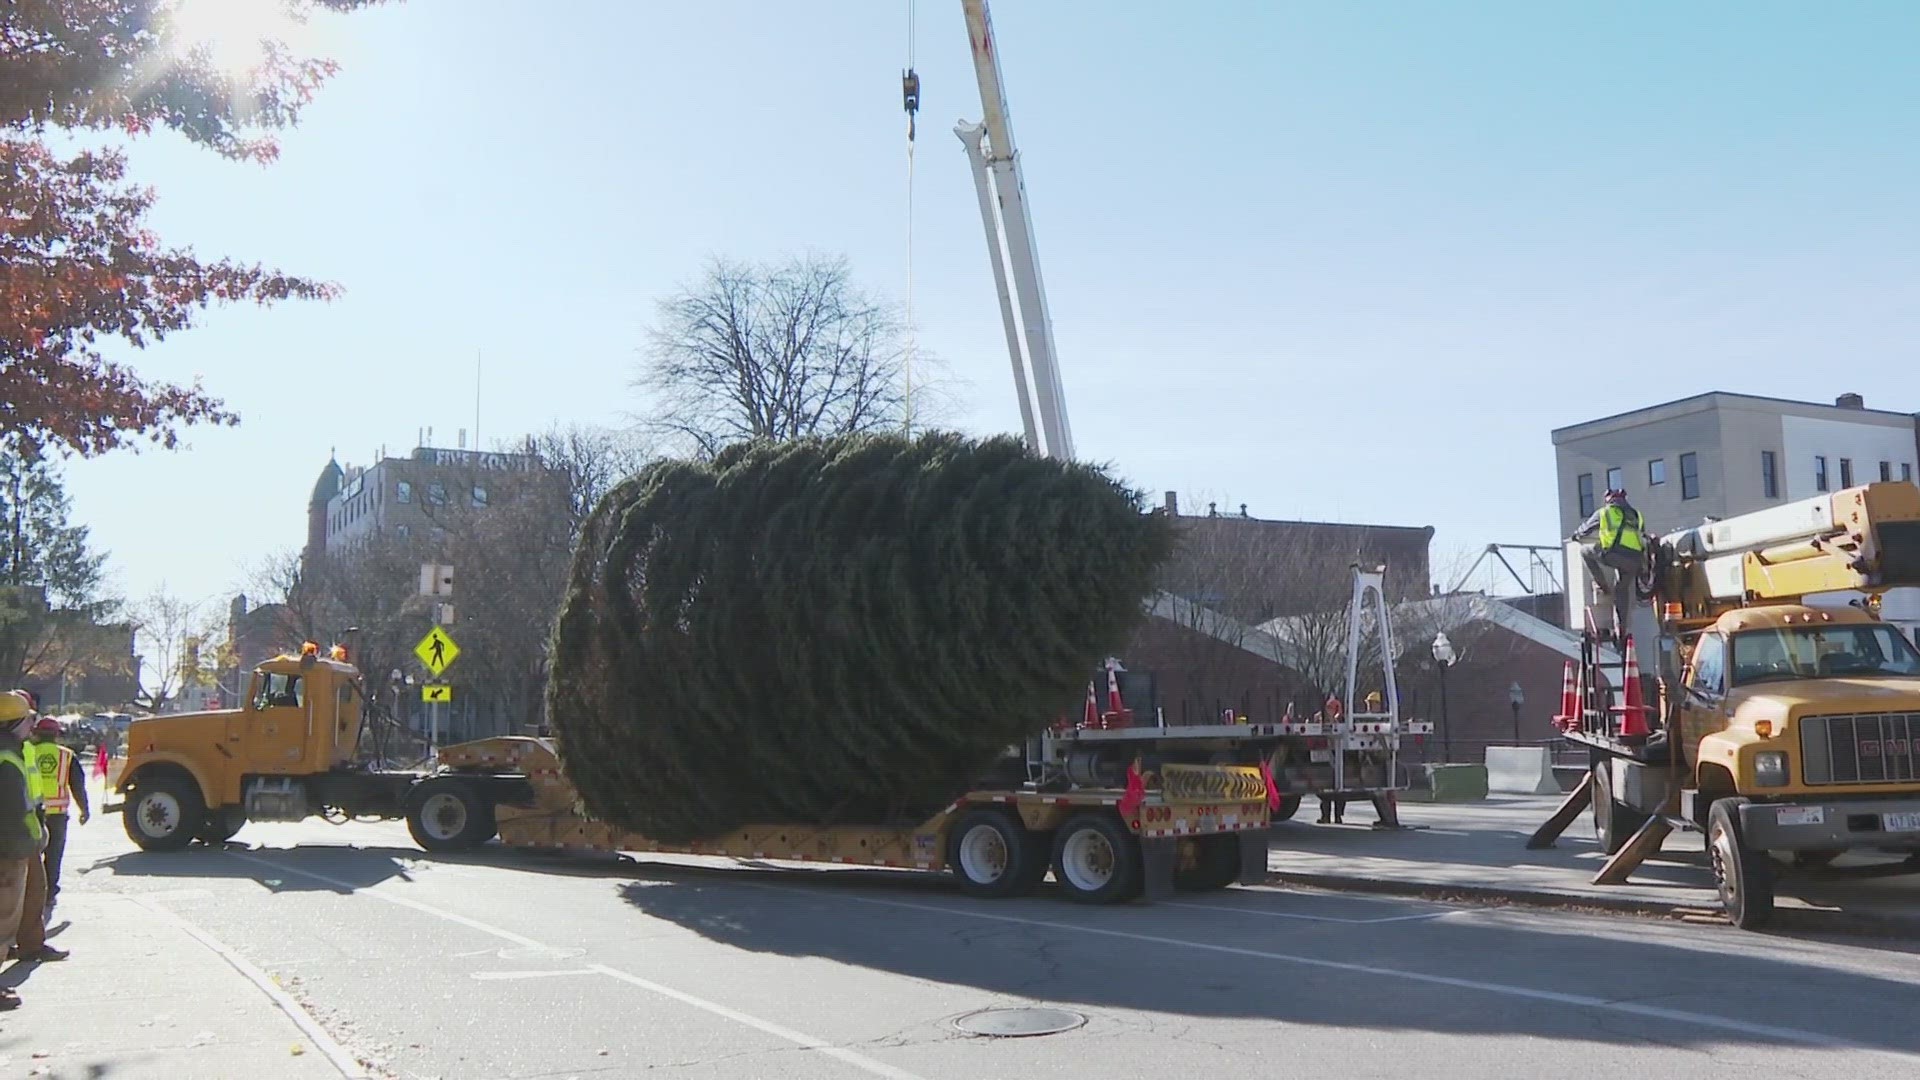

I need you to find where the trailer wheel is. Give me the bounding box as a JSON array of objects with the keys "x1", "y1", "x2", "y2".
[
  {"x1": 1271, "y1": 795, "x2": 1302, "y2": 822},
  {"x1": 1051, "y1": 812, "x2": 1142, "y2": 904},
  {"x1": 947, "y1": 809, "x2": 1045, "y2": 898},
  {"x1": 1174, "y1": 834, "x2": 1240, "y2": 892},
  {"x1": 1708, "y1": 797, "x2": 1774, "y2": 930},
  {"x1": 407, "y1": 779, "x2": 496, "y2": 852},
  {"x1": 123, "y1": 772, "x2": 204, "y2": 852},
  {"x1": 1591, "y1": 762, "x2": 1648, "y2": 856}
]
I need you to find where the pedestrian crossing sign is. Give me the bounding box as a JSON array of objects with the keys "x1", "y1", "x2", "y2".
[
  {"x1": 415, "y1": 626, "x2": 460, "y2": 676},
  {"x1": 422, "y1": 684, "x2": 452, "y2": 704}
]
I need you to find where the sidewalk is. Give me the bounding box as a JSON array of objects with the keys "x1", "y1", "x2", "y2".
[
  {"x1": 0, "y1": 783, "x2": 364, "y2": 1078},
  {"x1": 1264, "y1": 794, "x2": 1920, "y2": 933}
]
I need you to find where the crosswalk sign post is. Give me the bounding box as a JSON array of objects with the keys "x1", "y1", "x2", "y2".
[{"x1": 414, "y1": 627, "x2": 461, "y2": 754}]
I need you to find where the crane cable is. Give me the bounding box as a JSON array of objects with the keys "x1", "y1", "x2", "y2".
[{"x1": 901, "y1": 0, "x2": 920, "y2": 436}]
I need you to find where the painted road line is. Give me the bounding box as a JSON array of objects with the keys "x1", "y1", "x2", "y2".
[
  {"x1": 1161, "y1": 899, "x2": 1453, "y2": 925},
  {"x1": 124, "y1": 893, "x2": 369, "y2": 1079},
  {"x1": 224, "y1": 850, "x2": 930, "y2": 1080},
  {"x1": 739, "y1": 883, "x2": 1920, "y2": 1065}
]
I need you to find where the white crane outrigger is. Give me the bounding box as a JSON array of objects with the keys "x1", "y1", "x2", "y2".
[{"x1": 955, "y1": 0, "x2": 1075, "y2": 461}]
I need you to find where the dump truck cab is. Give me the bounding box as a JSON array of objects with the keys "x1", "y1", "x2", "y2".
[
  {"x1": 116, "y1": 645, "x2": 461, "y2": 850},
  {"x1": 1678, "y1": 605, "x2": 1920, "y2": 801}
]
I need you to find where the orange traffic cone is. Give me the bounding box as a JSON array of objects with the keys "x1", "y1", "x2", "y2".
[
  {"x1": 1552, "y1": 660, "x2": 1577, "y2": 732},
  {"x1": 1083, "y1": 682, "x2": 1100, "y2": 729},
  {"x1": 1105, "y1": 664, "x2": 1125, "y2": 714},
  {"x1": 1619, "y1": 635, "x2": 1650, "y2": 740}
]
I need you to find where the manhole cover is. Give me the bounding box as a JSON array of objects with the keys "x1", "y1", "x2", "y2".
[{"x1": 952, "y1": 1007, "x2": 1087, "y2": 1038}]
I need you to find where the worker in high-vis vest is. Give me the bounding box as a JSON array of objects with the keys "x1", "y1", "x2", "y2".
[
  {"x1": 28, "y1": 716, "x2": 87, "y2": 922},
  {"x1": 0, "y1": 691, "x2": 42, "y2": 1006},
  {"x1": 8, "y1": 696, "x2": 65, "y2": 965},
  {"x1": 1572, "y1": 488, "x2": 1649, "y2": 640}
]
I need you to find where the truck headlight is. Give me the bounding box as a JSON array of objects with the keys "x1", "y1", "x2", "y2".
[{"x1": 1755, "y1": 751, "x2": 1789, "y2": 787}]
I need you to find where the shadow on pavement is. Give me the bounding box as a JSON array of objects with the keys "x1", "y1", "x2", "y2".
[{"x1": 610, "y1": 859, "x2": 1920, "y2": 1053}]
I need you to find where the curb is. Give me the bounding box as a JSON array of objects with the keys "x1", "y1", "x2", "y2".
[{"x1": 1263, "y1": 869, "x2": 1920, "y2": 937}]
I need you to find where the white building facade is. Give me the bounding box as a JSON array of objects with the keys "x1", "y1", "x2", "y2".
[{"x1": 1551, "y1": 392, "x2": 1920, "y2": 640}]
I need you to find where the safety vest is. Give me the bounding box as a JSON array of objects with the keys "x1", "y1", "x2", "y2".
[
  {"x1": 34, "y1": 744, "x2": 73, "y2": 814},
  {"x1": 1599, "y1": 505, "x2": 1646, "y2": 553},
  {"x1": 0, "y1": 748, "x2": 42, "y2": 844}
]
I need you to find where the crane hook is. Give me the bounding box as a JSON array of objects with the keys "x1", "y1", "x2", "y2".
[{"x1": 902, "y1": 68, "x2": 920, "y2": 141}]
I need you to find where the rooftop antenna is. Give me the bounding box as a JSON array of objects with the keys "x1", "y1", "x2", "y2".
[{"x1": 475, "y1": 350, "x2": 483, "y2": 454}]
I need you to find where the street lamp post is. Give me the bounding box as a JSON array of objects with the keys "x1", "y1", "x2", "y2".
[
  {"x1": 1431, "y1": 632, "x2": 1457, "y2": 763},
  {"x1": 1509, "y1": 681, "x2": 1525, "y2": 745}
]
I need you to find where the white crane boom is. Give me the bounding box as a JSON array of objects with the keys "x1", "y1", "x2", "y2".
[{"x1": 955, "y1": 0, "x2": 1075, "y2": 460}]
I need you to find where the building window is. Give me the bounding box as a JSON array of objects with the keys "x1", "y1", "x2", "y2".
[
  {"x1": 397, "y1": 480, "x2": 412, "y2": 504},
  {"x1": 427, "y1": 482, "x2": 447, "y2": 506},
  {"x1": 471, "y1": 484, "x2": 488, "y2": 508},
  {"x1": 1905, "y1": 464, "x2": 1913, "y2": 483},
  {"x1": 1840, "y1": 458, "x2": 1854, "y2": 488},
  {"x1": 1605, "y1": 467, "x2": 1623, "y2": 492},
  {"x1": 1680, "y1": 452, "x2": 1700, "y2": 500},
  {"x1": 1815, "y1": 455, "x2": 1829, "y2": 492},
  {"x1": 1762, "y1": 451, "x2": 1778, "y2": 499},
  {"x1": 1882, "y1": 461, "x2": 1893, "y2": 482},
  {"x1": 1648, "y1": 459, "x2": 1666, "y2": 486},
  {"x1": 1577, "y1": 473, "x2": 1595, "y2": 518}
]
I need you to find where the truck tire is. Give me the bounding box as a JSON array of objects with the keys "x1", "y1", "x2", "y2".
[
  {"x1": 1708, "y1": 797, "x2": 1774, "y2": 930},
  {"x1": 1591, "y1": 762, "x2": 1648, "y2": 856},
  {"x1": 196, "y1": 807, "x2": 247, "y2": 845},
  {"x1": 1174, "y1": 834, "x2": 1240, "y2": 892},
  {"x1": 407, "y1": 779, "x2": 496, "y2": 852},
  {"x1": 1272, "y1": 795, "x2": 1302, "y2": 822},
  {"x1": 1050, "y1": 812, "x2": 1142, "y2": 904},
  {"x1": 947, "y1": 808, "x2": 1046, "y2": 898},
  {"x1": 124, "y1": 773, "x2": 204, "y2": 852}
]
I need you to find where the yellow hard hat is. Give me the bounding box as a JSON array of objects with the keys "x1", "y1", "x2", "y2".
[{"x1": 0, "y1": 692, "x2": 27, "y2": 725}]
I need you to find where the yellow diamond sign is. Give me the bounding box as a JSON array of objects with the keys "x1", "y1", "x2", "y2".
[
  {"x1": 422, "y1": 684, "x2": 452, "y2": 704},
  {"x1": 415, "y1": 626, "x2": 460, "y2": 677}
]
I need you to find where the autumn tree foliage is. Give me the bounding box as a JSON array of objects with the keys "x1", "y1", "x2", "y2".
[{"x1": 0, "y1": 0, "x2": 387, "y2": 456}]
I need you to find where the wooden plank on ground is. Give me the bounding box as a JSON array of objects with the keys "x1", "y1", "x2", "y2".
[
  {"x1": 1524, "y1": 771, "x2": 1593, "y2": 850},
  {"x1": 1591, "y1": 815, "x2": 1674, "y2": 885}
]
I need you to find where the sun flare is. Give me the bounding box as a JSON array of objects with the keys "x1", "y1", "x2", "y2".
[{"x1": 159, "y1": 0, "x2": 314, "y2": 75}]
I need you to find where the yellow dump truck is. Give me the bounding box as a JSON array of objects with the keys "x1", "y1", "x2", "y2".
[
  {"x1": 112, "y1": 646, "x2": 1280, "y2": 902},
  {"x1": 1534, "y1": 481, "x2": 1920, "y2": 927}
]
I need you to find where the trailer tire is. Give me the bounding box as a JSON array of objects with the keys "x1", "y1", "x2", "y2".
[
  {"x1": 407, "y1": 779, "x2": 496, "y2": 852},
  {"x1": 195, "y1": 807, "x2": 246, "y2": 845},
  {"x1": 947, "y1": 809, "x2": 1046, "y2": 898},
  {"x1": 1708, "y1": 797, "x2": 1774, "y2": 930},
  {"x1": 123, "y1": 772, "x2": 204, "y2": 852},
  {"x1": 1271, "y1": 795, "x2": 1302, "y2": 822},
  {"x1": 1174, "y1": 834, "x2": 1240, "y2": 892},
  {"x1": 1051, "y1": 812, "x2": 1142, "y2": 904},
  {"x1": 1591, "y1": 762, "x2": 1647, "y2": 856}
]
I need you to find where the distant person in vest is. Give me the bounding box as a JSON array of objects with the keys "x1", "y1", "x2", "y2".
[
  {"x1": 0, "y1": 692, "x2": 44, "y2": 1002},
  {"x1": 1571, "y1": 488, "x2": 1648, "y2": 640},
  {"x1": 28, "y1": 715, "x2": 87, "y2": 922}
]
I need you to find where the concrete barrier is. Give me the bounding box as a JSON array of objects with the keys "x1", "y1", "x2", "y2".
[
  {"x1": 1398, "y1": 763, "x2": 1488, "y2": 803},
  {"x1": 1485, "y1": 745, "x2": 1560, "y2": 795},
  {"x1": 1429, "y1": 763, "x2": 1489, "y2": 802}
]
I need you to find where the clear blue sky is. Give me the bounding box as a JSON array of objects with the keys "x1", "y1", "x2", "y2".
[{"x1": 64, "y1": 0, "x2": 1920, "y2": 613}]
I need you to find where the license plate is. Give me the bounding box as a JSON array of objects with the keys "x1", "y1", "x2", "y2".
[
  {"x1": 1775, "y1": 806, "x2": 1825, "y2": 827},
  {"x1": 1885, "y1": 812, "x2": 1920, "y2": 832},
  {"x1": 1309, "y1": 750, "x2": 1332, "y2": 763}
]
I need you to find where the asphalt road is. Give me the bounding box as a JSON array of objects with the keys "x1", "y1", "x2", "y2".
[{"x1": 62, "y1": 814, "x2": 1920, "y2": 1080}]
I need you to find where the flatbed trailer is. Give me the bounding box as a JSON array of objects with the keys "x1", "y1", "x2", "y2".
[{"x1": 420, "y1": 736, "x2": 1274, "y2": 903}]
